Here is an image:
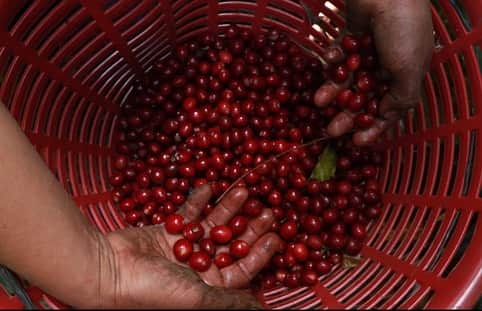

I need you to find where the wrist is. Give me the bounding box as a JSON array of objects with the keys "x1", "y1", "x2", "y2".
[
  {"x1": 68, "y1": 229, "x2": 117, "y2": 309},
  {"x1": 35, "y1": 227, "x2": 115, "y2": 309}
]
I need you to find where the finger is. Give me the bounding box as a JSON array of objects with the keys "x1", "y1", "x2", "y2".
[
  {"x1": 236, "y1": 209, "x2": 274, "y2": 245},
  {"x1": 203, "y1": 187, "x2": 248, "y2": 229},
  {"x1": 181, "y1": 184, "x2": 212, "y2": 222},
  {"x1": 221, "y1": 233, "x2": 282, "y2": 289},
  {"x1": 352, "y1": 118, "x2": 390, "y2": 146},
  {"x1": 217, "y1": 209, "x2": 274, "y2": 253},
  {"x1": 327, "y1": 110, "x2": 355, "y2": 137},
  {"x1": 378, "y1": 87, "x2": 419, "y2": 118},
  {"x1": 314, "y1": 81, "x2": 346, "y2": 107}
]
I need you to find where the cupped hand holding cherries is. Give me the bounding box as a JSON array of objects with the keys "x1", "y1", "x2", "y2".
[
  {"x1": 150, "y1": 184, "x2": 282, "y2": 289},
  {"x1": 110, "y1": 24, "x2": 385, "y2": 290}
]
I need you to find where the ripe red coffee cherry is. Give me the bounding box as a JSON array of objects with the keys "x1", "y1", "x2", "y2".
[
  {"x1": 189, "y1": 251, "x2": 212, "y2": 272},
  {"x1": 136, "y1": 188, "x2": 152, "y2": 204},
  {"x1": 179, "y1": 164, "x2": 196, "y2": 178},
  {"x1": 332, "y1": 195, "x2": 349, "y2": 210},
  {"x1": 230, "y1": 240, "x2": 250, "y2": 258},
  {"x1": 210, "y1": 225, "x2": 233, "y2": 244},
  {"x1": 112, "y1": 155, "x2": 128, "y2": 171},
  {"x1": 348, "y1": 93, "x2": 368, "y2": 112},
  {"x1": 322, "y1": 208, "x2": 339, "y2": 224},
  {"x1": 151, "y1": 213, "x2": 164, "y2": 225},
  {"x1": 110, "y1": 172, "x2": 125, "y2": 187},
  {"x1": 314, "y1": 259, "x2": 333, "y2": 275},
  {"x1": 285, "y1": 188, "x2": 301, "y2": 203},
  {"x1": 332, "y1": 64, "x2": 349, "y2": 83},
  {"x1": 336, "y1": 181, "x2": 352, "y2": 195},
  {"x1": 285, "y1": 209, "x2": 300, "y2": 223},
  {"x1": 284, "y1": 251, "x2": 297, "y2": 268},
  {"x1": 341, "y1": 35, "x2": 360, "y2": 53},
  {"x1": 345, "y1": 238, "x2": 363, "y2": 256},
  {"x1": 291, "y1": 243, "x2": 309, "y2": 262},
  {"x1": 125, "y1": 210, "x2": 141, "y2": 225},
  {"x1": 120, "y1": 198, "x2": 136, "y2": 212},
  {"x1": 365, "y1": 178, "x2": 380, "y2": 192},
  {"x1": 367, "y1": 98, "x2": 380, "y2": 115},
  {"x1": 280, "y1": 221, "x2": 298, "y2": 240},
  {"x1": 173, "y1": 238, "x2": 193, "y2": 262},
  {"x1": 242, "y1": 198, "x2": 263, "y2": 217},
  {"x1": 328, "y1": 251, "x2": 344, "y2": 265},
  {"x1": 214, "y1": 252, "x2": 233, "y2": 269},
  {"x1": 351, "y1": 223, "x2": 367, "y2": 240},
  {"x1": 302, "y1": 270, "x2": 318, "y2": 286},
  {"x1": 327, "y1": 234, "x2": 346, "y2": 250},
  {"x1": 306, "y1": 180, "x2": 321, "y2": 195},
  {"x1": 331, "y1": 222, "x2": 346, "y2": 235},
  {"x1": 165, "y1": 214, "x2": 184, "y2": 234},
  {"x1": 183, "y1": 222, "x2": 205, "y2": 242},
  {"x1": 243, "y1": 139, "x2": 259, "y2": 154},
  {"x1": 152, "y1": 187, "x2": 168, "y2": 203},
  {"x1": 354, "y1": 113, "x2": 375, "y2": 129},
  {"x1": 136, "y1": 172, "x2": 150, "y2": 188},
  {"x1": 303, "y1": 215, "x2": 322, "y2": 234},
  {"x1": 307, "y1": 235, "x2": 323, "y2": 250},
  {"x1": 346, "y1": 169, "x2": 362, "y2": 183},
  {"x1": 291, "y1": 173, "x2": 307, "y2": 189},
  {"x1": 296, "y1": 196, "x2": 310, "y2": 213},
  {"x1": 268, "y1": 190, "x2": 282, "y2": 206},
  {"x1": 356, "y1": 74, "x2": 375, "y2": 92},
  {"x1": 143, "y1": 201, "x2": 157, "y2": 216},
  {"x1": 337, "y1": 157, "x2": 352, "y2": 170},
  {"x1": 261, "y1": 274, "x2": 277, "y2": 290},
  {"x1": 219, "y1": 50, "x2": 233, "y2": 64},
  {"x1": 320, "y1": 180, "x2": 336, "y2": 194},
  {"x1": 342, "y1": 208, "x2": 359, "y2": 224},
  {"x1": 346, "y1": 54, "x2": 361, "y2": 71},
  {"x1": 161, "y1": 201, "x2": 176, "y2": 215},
  {"x1": 199, "y1": 238, "x2": 216, "y2": 257},
  {"x1": 285, "y1": 271, "x2": 301, "y2": 288},
  {"x1": 150, "y1": 167, "x2": 165, "y2": 185},
  {"x1": 112, "y1": 189, "x2": 125, "y2": 203},
  {"x1": 363, "y1": 190, "x2": 381, "y2": 204},
  {"x1": 361, "y1": 165, "x2": 378, "y2": 178},
  {"x1": 275, "y1": 269, "x2": 288, "y2": 283},
  {"x1": 335, "y1": 89, "x2": 354, "y2": 108},
  {"x1": 182, "y1": 97, "x2": 197, "y2": 111},
  {"x1": 272, "y1": 254, "x2": 286, "y2": 269},
  {"x1": 229, "y1": 216, "x2": 249, "y2": 237}
]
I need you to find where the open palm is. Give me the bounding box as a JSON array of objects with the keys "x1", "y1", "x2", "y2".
[{"x1": 97, "y1": 184, "x2": 281, "y2": 309}]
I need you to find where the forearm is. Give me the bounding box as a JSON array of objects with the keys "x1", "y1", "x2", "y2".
[{"x1": 0, "y1": 103, "x2": 101, "y2": 307}]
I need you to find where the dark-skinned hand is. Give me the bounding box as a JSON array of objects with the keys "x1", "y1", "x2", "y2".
[
  {"x1": 91, "y1": 185, "x2": 281, "y2": 309},
  {"x1": 314, "y1": 0, "x2": 434, "y2": 146}
]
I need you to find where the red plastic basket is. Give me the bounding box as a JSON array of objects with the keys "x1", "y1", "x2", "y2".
[{"x1": 0, "y1": 0, "x2": 481, "y2": 309}]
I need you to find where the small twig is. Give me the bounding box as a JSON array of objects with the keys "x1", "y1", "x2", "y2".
[{"x1": 215, "y1": 134, "x2": 340, "y2": 204}]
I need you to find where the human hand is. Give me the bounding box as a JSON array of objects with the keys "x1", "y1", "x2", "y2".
[
  {"x1": 90, "y1": 184, "x2": 281, "y2": 309},
  {"x1": 314, "y1": 0, "x2": 434, "y2": 145}
]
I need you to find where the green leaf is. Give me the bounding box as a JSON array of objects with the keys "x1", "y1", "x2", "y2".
[{"x1": 310, "y1": 145, "x2": 337, "y2": 181}]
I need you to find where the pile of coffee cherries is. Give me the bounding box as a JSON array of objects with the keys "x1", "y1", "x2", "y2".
[{"x1": 109, "y1": 25, "x2": 386, "y2": 288}]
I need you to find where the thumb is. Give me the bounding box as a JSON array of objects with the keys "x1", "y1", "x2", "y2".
[{"x1": 378, "y1": 76, "x2": 421, "y2": 119}]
